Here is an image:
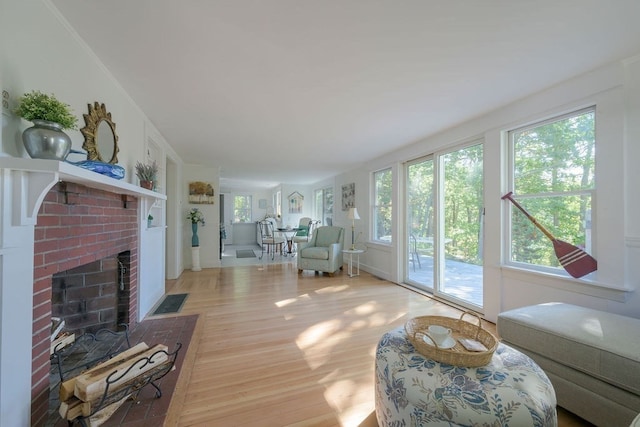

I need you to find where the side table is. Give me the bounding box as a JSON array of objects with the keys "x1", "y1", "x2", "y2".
[{"x1": 342, "y1": 249, "x2": 364, "y2": 277}]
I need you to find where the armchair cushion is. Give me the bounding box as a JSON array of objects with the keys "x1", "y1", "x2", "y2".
[
  {"x1": 299, "y1": 247, "x2": 330, "y2": 260},
  {"x1": 295, "y1": 225, "x2": 308, "y2": 237}
]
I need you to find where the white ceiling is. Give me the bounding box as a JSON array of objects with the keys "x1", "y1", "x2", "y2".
[{"x1": 51, "y1": 0, "x2": 640, "y2": 190}]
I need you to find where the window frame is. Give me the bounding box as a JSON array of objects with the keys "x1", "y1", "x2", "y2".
[
  {"x1": 274, "y1": 191, "x2": 281, "y2": 218},
  {"x1": 372, "y1": 167, "x2": 393, "y2": 243},
  {"x1": 233, "y1": 195, "x2": 253, "y2": 223},
  {"x1": 314, "y1": 186, "x2": 333, "y2": 225},
  {"x1": 504, "y1": 106, "x2": 596, "y2": 276}
]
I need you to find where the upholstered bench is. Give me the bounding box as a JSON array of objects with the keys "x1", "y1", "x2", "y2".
[
  {"x1": 374, "y1": 325, "x2": 557, "y2": 426},
  {"x1": 498, "y1": 303, "x2": 640, "y2": 427}
]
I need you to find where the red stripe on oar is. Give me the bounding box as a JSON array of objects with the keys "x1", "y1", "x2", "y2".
[{"x1": 552, "y1": 239, "x2": 598, "y2": 278}]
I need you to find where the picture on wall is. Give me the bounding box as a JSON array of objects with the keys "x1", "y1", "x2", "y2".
[
  {"x1": 342, "y1": 183, "x2": 355, "y2": 211},
  {"x1": 288, "y1": 191, "x2": 304, "y2": 214},
  {"x1": 189, "y1": 181, "x2": 215, "y2": 204}
]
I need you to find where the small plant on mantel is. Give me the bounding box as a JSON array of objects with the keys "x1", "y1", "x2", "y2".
[
  {"x1": 135, "y1": 160, "x2": 158, "y2": 190},
  {"x1": 14, "y1": 90, "x2": 78, "y2": 130}
]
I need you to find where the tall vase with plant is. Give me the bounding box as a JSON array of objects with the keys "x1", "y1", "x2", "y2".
[
  {"x1": 135, "y1": 160, "x2": 158, "y2": 190},
  {"x1": 187, "y1": 208, "x2": 206, "y2": 247},
  {"x1": 14, "y1": 90, "x2": 78, "y2": 161}
]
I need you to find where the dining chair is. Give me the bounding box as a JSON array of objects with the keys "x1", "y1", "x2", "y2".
[
  {"x1": 293, "y1": 219, "x2": 321, "y2": 254},
  {"x1": 258, "y1": 220, "x2": 285, "y2": 260}
]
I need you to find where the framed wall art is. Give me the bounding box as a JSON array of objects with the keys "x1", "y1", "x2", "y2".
[
  {"x1": 342, "y1": 183, "x2": 355, "y2": 211},
  {"x1": 288, "y1": 191, "x2": 304, "y2": 214},
  {"x1": 188, "y1": 181, "x2": 215, "y2": 204}
]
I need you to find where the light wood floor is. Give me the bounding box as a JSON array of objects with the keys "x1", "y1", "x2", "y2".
[{"x1": 161, "y1": 263, "x2": 589, "y2": 426}]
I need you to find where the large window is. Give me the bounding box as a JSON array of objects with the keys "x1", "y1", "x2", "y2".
[
  {"x1": 314, "y1": 187, "x2": 333, "y2": 225},
  {"x1": 506, "y1": 107, "x2": 595, "y2": 274},
  {"x1": 274, "y1": 191, "x2": 281, "y2": 218},
  {"x1": 234, "y1": 195, "x2": 252, "y2": 223},
  {"x1": 373, "y1": 168, "x2": 392, "y2": 241}
]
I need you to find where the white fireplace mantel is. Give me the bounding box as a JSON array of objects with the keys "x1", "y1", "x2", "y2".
[{"x1": 0, "y1": 158, "x2": 166, "y2": 226}]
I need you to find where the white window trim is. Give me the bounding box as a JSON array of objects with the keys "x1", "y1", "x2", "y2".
[
  {"x1": 500, "y1": 88, "x2": 629, "y2": 298},
  {"x1": 372, "y1": 167, "x2": 393, "y2": 244}
]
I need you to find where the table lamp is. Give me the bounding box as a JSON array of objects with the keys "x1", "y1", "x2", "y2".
[{"x1": 347, "y1": 207, "x2": 360, "y2": 250}]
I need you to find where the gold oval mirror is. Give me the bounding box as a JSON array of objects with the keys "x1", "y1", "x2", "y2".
[{"x1": 81, "y1": 102, "x2": 119, "y2": 164}]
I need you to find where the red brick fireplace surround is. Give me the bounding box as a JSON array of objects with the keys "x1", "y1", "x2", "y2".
[{"x1": 31, "y1": 182, "x2": 139, "y2": 426}]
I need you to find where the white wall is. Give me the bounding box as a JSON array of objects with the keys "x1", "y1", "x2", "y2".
[
  {"x1": 183, "y1": 164, "x2": 220, "y2": 268},
  {"x1": 0, "y1": 1, "x2": 185, "y2": 425},
  {"x1": 0, "y1": 0, "x2": 182, "y2": 310},
  {"x1": 335, "y1": 57, "x2": 640, "y2": 322}
]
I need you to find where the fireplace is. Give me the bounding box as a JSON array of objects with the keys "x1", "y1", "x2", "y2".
[
  {"x1": 32, "y1": 182, "x2": 139, "y2": 426},
  {"x1": 0, "y1": 159, "x2": 166, "y2": 427}
]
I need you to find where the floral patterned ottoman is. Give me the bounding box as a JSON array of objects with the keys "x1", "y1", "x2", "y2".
[{"x1": 375, "y1": 326, "x2": 557, "y2": 426}]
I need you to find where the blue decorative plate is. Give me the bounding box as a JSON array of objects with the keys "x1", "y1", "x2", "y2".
[{"x1": 69, "y1": 160, "x2": 125, "y2": 180}]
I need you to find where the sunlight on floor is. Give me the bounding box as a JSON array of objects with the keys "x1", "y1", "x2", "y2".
[
  {"x1": 296, "y1": 319, "x2": 343, "y2": 351},
  {"x1": 346, "y1": 302, "x2": 376, "y2": 316},
  {"x1": 324, "y1": 379, "x2": 376, "y2": 427},
  {"x1": 275, "y1": 297, "x2": 299, "y2": 308},
  {"x1": 315, "y1": 284, "x2": 350, "y2": 294}
]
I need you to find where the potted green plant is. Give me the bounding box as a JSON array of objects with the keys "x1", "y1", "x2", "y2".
[
  {"x1": 135, "y1": 160, "x2": 158, "y2": 190},
  {"x1": 14, "y1": 90, "x2": 78, "y2": 160},
  {"x1": 147, "y1": 214, "x2": 154, "y2": 228}
]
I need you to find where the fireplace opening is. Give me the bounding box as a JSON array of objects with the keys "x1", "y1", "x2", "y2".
[
  {"x1": 51, "y1": 251, "x2": 131, "y2": 337},
  {"x1": 48, "y1": 251, "x2": 133, "y2": 425}
]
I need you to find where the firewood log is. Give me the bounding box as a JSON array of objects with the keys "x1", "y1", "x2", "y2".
[
  {"x1": 79, "y1": 359, "x2": 173, "y2": 417},
  {"x1": 74, "y1": 344, "x2": 169, "y2": 402},
  {"x1": 59, "y1": 342, "x2": 149, "y2": 401},
  {"x1": 86, "y1": 394, "x2": 130, "y2": 427},
  {"x1": 59, "y1": 396, "x2": 83, "y2": 420}
]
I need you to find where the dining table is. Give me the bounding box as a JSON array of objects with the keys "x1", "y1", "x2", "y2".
[{"x1": 275, "y1": 227, "x2": 301, "y2": 256}]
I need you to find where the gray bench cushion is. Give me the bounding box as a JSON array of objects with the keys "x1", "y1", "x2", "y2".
[{"x1": 497, "y1": 302, "x2": 640, "y2": 396}]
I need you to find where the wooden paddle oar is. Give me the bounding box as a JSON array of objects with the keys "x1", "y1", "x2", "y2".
[{"x1": 502, "y1": 192, "x2": 597, "y2": 278}]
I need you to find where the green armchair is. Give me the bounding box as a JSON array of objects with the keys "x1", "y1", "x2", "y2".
[{"x1": 297, "y1": 226, "x2": 344, "y2": 276}]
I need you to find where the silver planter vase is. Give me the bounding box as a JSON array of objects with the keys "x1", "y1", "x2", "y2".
[{"x1": 22, "y1": 119, "x2": 72, "y2": 161}]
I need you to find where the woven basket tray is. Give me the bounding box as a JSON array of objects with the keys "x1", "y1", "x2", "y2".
[{"x1": 404, "y1": 311, "x2": 498, "y2": 367}]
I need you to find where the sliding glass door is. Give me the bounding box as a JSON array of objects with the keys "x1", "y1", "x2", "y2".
[
  {"x1": 407, "y1": 157, "x2": 435, "y2": 287},
  {"x1": 406, "y1": 143, "x2": 484, "y2": 309}
]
